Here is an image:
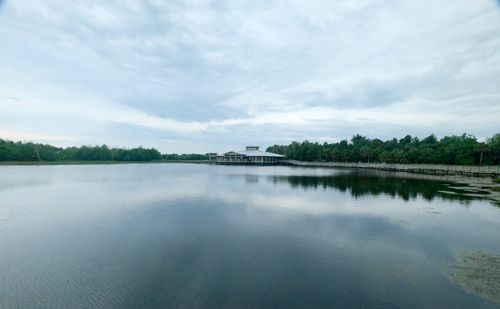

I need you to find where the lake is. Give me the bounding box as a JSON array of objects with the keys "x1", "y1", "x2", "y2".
[{"x1": 0, "y1": 163, "x2": 499, "y2": 308}]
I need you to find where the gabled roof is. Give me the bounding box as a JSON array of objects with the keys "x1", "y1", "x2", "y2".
[{"x1": 224, "y1": 151, "x2": 242, "y2": 155}]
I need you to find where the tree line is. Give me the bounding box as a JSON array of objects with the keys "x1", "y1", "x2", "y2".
[
  {"x1": 267, "y1": 133, "x2": 500, "y2": 165},
  {"x1": 3, "y1": 133, "x2": 499, "y2": 165},
  {"x1": 161, "y1": 153, "x2": 207, "y2": 161},
  {"x1": 0, "y1": 140, "x2": 163, "y2": 162}
]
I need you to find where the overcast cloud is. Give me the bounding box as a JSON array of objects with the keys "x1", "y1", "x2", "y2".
[{"x1": 0, "y1": 0, "x2": 499, "y2": 152}]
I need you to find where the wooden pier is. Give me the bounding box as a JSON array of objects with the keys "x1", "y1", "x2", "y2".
[{"x1": 281, "y1": 160, "x2": 500, "y2": 177}]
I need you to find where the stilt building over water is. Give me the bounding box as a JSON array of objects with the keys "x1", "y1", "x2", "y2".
[{"x1": 207, "y1": 146, "x2": 285, "y2": 165}]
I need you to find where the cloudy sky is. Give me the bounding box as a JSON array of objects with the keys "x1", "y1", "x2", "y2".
[{"x1": 0, "y1": 0, "x2": 499, "y2": 152}]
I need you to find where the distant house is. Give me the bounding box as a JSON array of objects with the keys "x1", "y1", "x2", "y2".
[{"x1": 207, "y1": 146, "x2": 285, "y2": 165}]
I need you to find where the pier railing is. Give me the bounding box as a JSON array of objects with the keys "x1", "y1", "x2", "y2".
[{"x1": 281, "y1": 160, "x2": 499, "y2": 176}]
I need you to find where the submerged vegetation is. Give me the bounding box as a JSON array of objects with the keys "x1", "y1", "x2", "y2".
[
  {"x1": 268, "y1": 133, "x2": 500, "y2": 165},
  {"x1": 448, "y1": 251, "x2": 500, "y2": 305}
]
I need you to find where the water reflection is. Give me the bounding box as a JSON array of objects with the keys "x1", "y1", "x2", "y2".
[
  {"x1": 245, "y1": 174, "x2": 259, "y2": 184},
  {"x1": 0, "y1": 164, "x2": 499, "y2": 308},
  {"x1": 267, "y1": 172, "x2": 497, "y2": 204}
]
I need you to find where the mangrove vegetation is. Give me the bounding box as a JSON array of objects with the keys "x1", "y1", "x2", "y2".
[
  {"x1": 0, "y1": 140, "x2": 164, "y2": 162},
  {"x1": 267, "y1": 133, "x2": 500, "y2": 165}
]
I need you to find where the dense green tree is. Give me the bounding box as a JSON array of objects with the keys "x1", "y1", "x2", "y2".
[
  {"x1": 161, "y1": 153, "x2": 208, "y2": 160},
  {"x1": 0, "y1": 139, "x2": 163, "y2": 162},
  {"x1": 488, "y1": 134, "x2": 500, "y2": 164},
  {"x1": 2, "y1": 133, "x2": 499, "y2": 165},
  {"x1": 267, "y1": 133, "x2": 500, "y2": 165}
]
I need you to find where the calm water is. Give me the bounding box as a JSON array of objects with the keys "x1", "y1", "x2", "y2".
[{"x1": 0, "y1": 163, "x2": 499, "y2": 308}]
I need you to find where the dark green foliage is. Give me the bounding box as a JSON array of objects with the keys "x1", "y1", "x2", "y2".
[
  {"x1": 0, "y1": 139, "x2": 162, "y2": 162},
  {"x1": 161, "y1": 153, "x2": 208, "y2": 161},
  {"x1": 488, "y1": 134, "x2": 500, "y2": 165},
  {"x1": 267, "y1": 133, "x2": 500, "y2": 165}
]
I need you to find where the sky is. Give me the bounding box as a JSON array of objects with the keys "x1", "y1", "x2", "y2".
[{"x1": 0, "y1": 0, "x2": 499, "y2": 153}]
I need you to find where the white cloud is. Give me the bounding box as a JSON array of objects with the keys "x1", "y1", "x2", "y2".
[{"x1": 0, "y1": 0, "x2": 499, "y2": 152}]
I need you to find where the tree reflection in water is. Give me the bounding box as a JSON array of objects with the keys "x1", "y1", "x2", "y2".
[{"x1": 267, "y1": 171, "x2": 497, "y2": 205}]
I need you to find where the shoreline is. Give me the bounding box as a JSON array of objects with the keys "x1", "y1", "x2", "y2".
[
  {"x1": 1, "y1": 160, "x2": 498, "y2": 176},
  {"x1": 0, "y1": 160, "x2": 209, "y2": 166},
  {"x1": 1, "y1": 160, "x2": 498, "y2": 202},
  {"x1": 281, "y1": 160, "x2": 500, "y2": 177}
]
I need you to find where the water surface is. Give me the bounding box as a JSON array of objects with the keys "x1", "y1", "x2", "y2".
[{"x1": 0, "y1": 164, "x2": 499, "y2": 308}]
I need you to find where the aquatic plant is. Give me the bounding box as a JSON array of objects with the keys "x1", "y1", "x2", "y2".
[{"x1": 448, "y1": 251, "x2": 500, "y2": 304}]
